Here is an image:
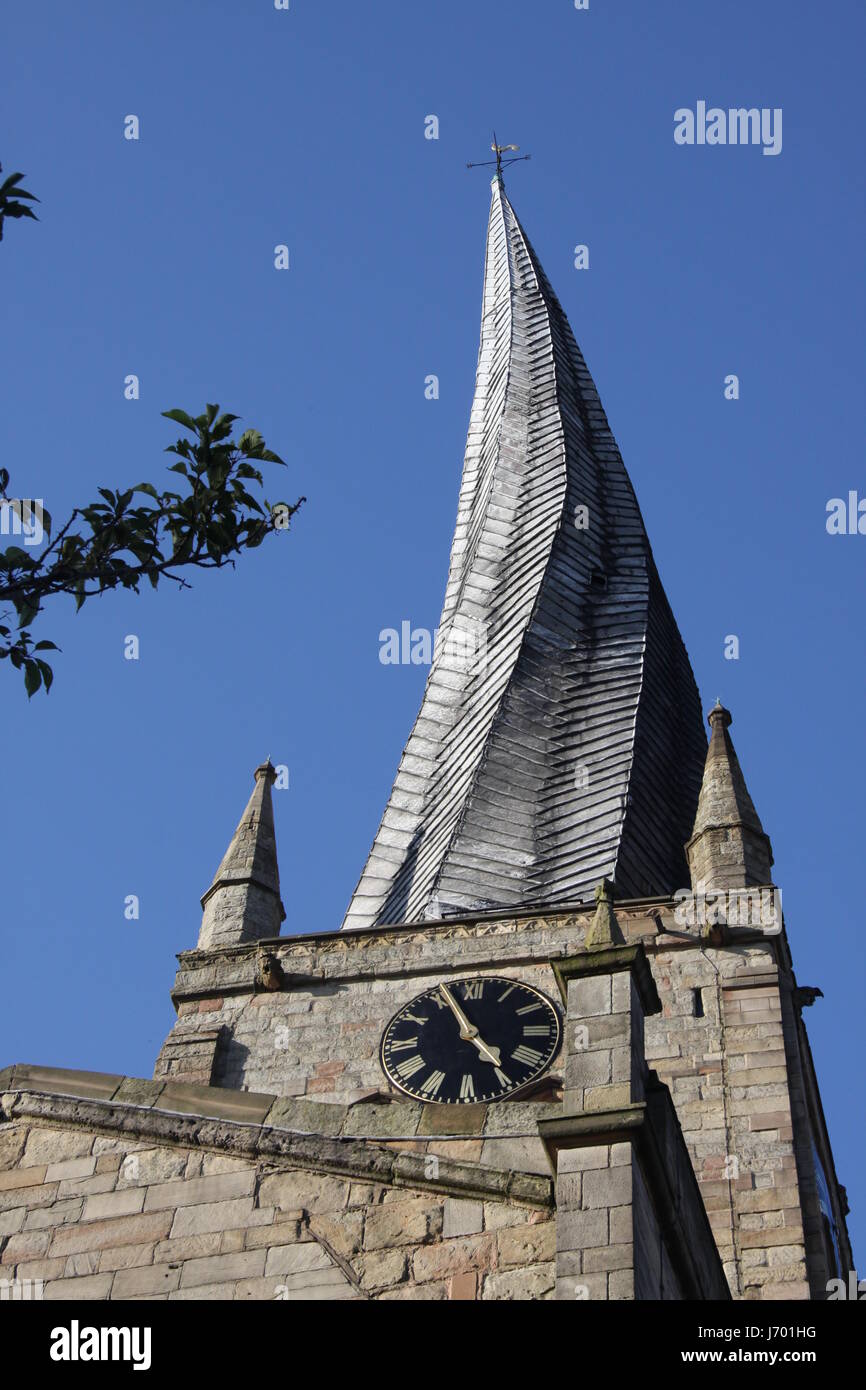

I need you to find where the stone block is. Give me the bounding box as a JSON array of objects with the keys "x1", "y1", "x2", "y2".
[
  {"x1": 412, "y1": 1234, "x2": 495, "y2": 1283},
  {"x1": 497, "y1": 1221, "x2": 555, "y2": 1267},
  {"x1": 82, "y1": 1189, "x2": 146, "y2": 1222},
  {"x1": 481, "y1": 1263, "x2": 555, "y2": 1300},
  {"x1": 608, "y1": 1267, "x2": 635, "y2": 1299},
  {"x1": 2, "y1": 1229, "x2": 52, "y2": 1263},
  {"x1": 0, "y1": 1127, "x2": 26, "y2": 1171},
  {"x1": 569, "y1": 976, "x2": 611, "y2": 1019},
  {"x1": 22, "y1": 1198, "x2": 83, "y2": 1230},
  {"x1": 22, "y1": 1129, "x2": 94, "y2": 1164},
  {"x1": 565, "y1": 1051, "x2": 612, "y2": 1088},
  {"x1": 556, "y1": 1207, "x2": 607, "y2": 1251},
  {"x1": 583, "y1": 1242, "x2": 634, "y2": 1273},
  {"x1": 264, "y1": 1241, "x2": 333, "y2": 1278},
  {"x1": 584, "y1": 1083, "x2": 632, "y2": 1112},
  {"x1": 10, "y1": 1066, "x2": 123, "y2": 1102},
  {"x1": 143, "y1": 1170, "x2": 255, "y2": 1212},
  {"x1": 271, "y1": 1269, "x2": 358, "y2": 1300},
  {"x1": 57, "y1": 1173, "x2": 117, "y2": 1199},
  {"x1": 0, "y1": 1180, "x2": 58, "y2": 1213},
  {"x1": 13, "y1": 1257, "x2": 66, "y2": 1281},
  {"x1": 98, "y1": 1243, "x2": 156, "y2": 1273},
  {"x1": 557, "y1": 1145, "x2": 609, "y2": 1173},
  {"x1": 557, "y1": 1269, "x2": 611, "y2": 1300},
  {"x1": 0, "y1": 1166, "x2": 47, "y2": 1193},
  {"x1": 0, "y1": 1208, "x2": 26, "y2": 1237},
  {"x1": 449, "y1": 1271, "x2": 478, "y2": 1300},
  {"x1": 179, "y1": 1250, "x2": 266, "y2": 1288},
  {"x1": 44, "y1": 1155, "x2": 97, "y2": 1183},
  {"x1": 264, "y1": 1097, "x2": 346, "y2": 1137},
  {"x1": 158, "y1": 1082, "x2": 274, "y2": 1125},
  {"x1": 113, "y1": 1264, "x2": 182, "y2": 1298},
  {"x1": 482, "y1": 1201, "x2": 537, "y2": 1231},
  {"x1": 582, "y1": 1164, "x2": 632, "y2": 1210},
  {"x1": 342, "y1": 1102, "x2": 423, "y2": 1139},
  {"x1": 49, "y1": 1211, "x2": 173, "y2": 1257},
  {"x1": 43, "y1": 1273, "x2": 114, "y2": 1300},
  {"x1": 364, "y1": 1198, "x2": 441, "y2": 1251},
  {"x1": 479, "y1": 1137, "x2": 550, "y2": 1176},
  {"x1": 308, "y1": 1210, "x2": 364, "y2": 1258},
  {"x1": 112, "y1": 1078, "x2": 165, "y2": 1109},
  {"x1": 418, "y1": 1105, "x2": 487, "y2": 1136},
  {"x1": 257, "y1": 1170, "x2": 349, "y2": 1216},
  {"x1": 169, "y1": 1197, "x2": 256, "y2": 1238},
  {"x1": 152, "y1": 1233, "x2": 222, "y2": 1263},
  {"x1": 116, "y1": 1148, "x2": 189, "y2": 1187},
  {"x1": 358, "y1": 1248, "x2": 408, "y2": 1290},
  {"x1": 442, "y1": 1199, "x2": 484, "y2": 1239}
]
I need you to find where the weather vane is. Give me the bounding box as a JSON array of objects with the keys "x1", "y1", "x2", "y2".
[{"x1": 467, "y1": 131, "x2": 531, "y2": 179}]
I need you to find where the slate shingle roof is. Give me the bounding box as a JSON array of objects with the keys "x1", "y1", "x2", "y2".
[{"x1": 341, "y1": 179, "x2": 707, "y2": 931}]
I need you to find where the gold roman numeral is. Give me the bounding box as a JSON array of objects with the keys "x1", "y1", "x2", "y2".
[
  {"x1": 389, "y1": 1037, "x2": 418, "y2": 1052},
  {"x1": 460, "y1": 1074, "x2": 476, "y2": 1100},
  {"x1": 511, "y1": 1044, "x2": 543, "y2": 1066},
  {"x1": 523, "y1": 1025, "x2": 549, "y2": 1037},
  {"x1": 419, "y1": 1070, "x2": 446, "y2": 1097},
  {"x1": 460, "y1": 980, "x2": 484, "y2": 1000},
  {"x1": 395, "y1": 1055, "x2": 425, "y2": 1080},
  {"x1": 516, "y1": 1002, "x2": 544, "y2": 1015}
]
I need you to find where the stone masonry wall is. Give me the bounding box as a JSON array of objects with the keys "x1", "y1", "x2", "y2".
[
  {"x1": 0, "y1": 1078, "x2": 554, "y2": 1301},
  {"x1": 153, "y1": 902, "x2": 853, "y2": 1299}
]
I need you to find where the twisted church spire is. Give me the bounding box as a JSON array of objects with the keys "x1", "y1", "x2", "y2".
[{"x1": 342, "y1": 180, "x2": 706, "y2": 930}]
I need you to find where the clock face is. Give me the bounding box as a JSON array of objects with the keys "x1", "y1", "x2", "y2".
[{"x1": 380, "y1": 976, "x2": 561, "y2": 1104}]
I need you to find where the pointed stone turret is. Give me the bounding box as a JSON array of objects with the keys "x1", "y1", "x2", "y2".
[
  {"x1": 197, "y1": 761, "x2": 286, "y2": 950},
  {"x1": 685, "y1": 703, "x2": 773, "y2": 891},
  {"x1": 585, "y1": 878, "x2": 626, "y2": 948},
  {"x1": 341, "y1": 178, "x2": 707, "y2": 930}
]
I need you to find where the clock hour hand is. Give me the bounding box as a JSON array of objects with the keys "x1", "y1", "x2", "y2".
[{"x1": 438, "y1": 985, "x2": 501, "y2": 1067}]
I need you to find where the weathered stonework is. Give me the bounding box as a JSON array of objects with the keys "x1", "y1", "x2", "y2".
[
  {"x1": 0, "y1": 1070, "x2": 553, "y2": 1301},
  {"x1": 146, "y1": 893, "x2": 852, "y2": 1300}
]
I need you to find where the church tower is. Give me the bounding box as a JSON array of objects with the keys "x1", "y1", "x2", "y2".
[{"x1": 1, "y1": 175, "x2": 853, "y2": 1303}]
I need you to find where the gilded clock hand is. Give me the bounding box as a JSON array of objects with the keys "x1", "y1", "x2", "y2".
[
  {"x1": 438, "y1": 985, "x2": 502, "y2": 1067},
  {"x1": 438, "y1": 984, "x2": 477, "y2": 1036}
]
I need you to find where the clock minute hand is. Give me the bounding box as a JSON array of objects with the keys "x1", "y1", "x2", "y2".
[
  {"x1": 438, "y1": 984, "x2": 477, "y2": 1037},
  {"x1": 438, "y1": 985, "x2": 501, "y2": 1067}
]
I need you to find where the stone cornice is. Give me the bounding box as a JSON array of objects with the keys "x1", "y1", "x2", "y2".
[{"x1": 0, "y1": 1065, "x2": 553, "y2": 1210}]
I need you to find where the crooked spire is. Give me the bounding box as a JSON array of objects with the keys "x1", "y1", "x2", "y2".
[
  {"x1": 197, "y1": 761, "x2": 285, "y2": 950},
  {"x1": 686, "y1": 703, "x2": 774, "y2": 891},
  {"x1": 341, "y1": 179, "x2": 707, "y2": 931}
]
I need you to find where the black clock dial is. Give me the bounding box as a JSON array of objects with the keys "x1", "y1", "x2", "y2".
[{"x1": 380, "y1": 976, "x2": 561, "y2": 1104}]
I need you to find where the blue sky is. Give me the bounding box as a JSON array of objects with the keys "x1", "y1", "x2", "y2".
[{"x1": 3, "y1": 1, "x2": 863, "y2": 1259}]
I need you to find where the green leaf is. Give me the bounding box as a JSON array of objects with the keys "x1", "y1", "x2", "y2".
[
  {"x1": 162, "y1": 408, "x2": 197, "y2": 432},
  {"x1": 33, "y1": 640, "x2": 59, "y2": 652},
  {"x1": 24, "y1": 662, "x2": 41, "y2": 697},
  {"x1": 2, "y1": 545, "x2": 31, "y2": 565},
  {"x1": 35, "y1": 659, "x2": 54, "y2": 692}
]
